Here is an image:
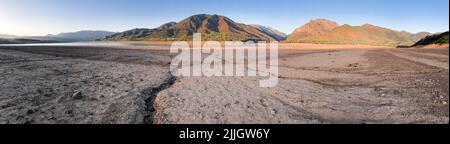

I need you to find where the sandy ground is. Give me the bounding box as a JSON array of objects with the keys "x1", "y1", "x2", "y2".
[{"x1": 0, "y1": 45, "x2": 448, "y2": 124}]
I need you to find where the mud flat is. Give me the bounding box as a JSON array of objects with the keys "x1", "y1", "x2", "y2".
[
  {"x1": 0, "y1": 46, "x2": 448, "y2": 124},
  {"x1": 0, "y1": 46, "x2": 173, "y2": 124},
  {"x1": 153, "y1": 48, "x2": 449, "y2": 124}
]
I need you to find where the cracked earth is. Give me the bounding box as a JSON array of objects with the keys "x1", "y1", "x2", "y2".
[{"x1": 0, "y1": 46, "x2": 448, "y2": 124}]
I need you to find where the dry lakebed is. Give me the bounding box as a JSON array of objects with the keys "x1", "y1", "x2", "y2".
[{"x1": 0, "y1": 45, "x2": 448, "y2": 124}]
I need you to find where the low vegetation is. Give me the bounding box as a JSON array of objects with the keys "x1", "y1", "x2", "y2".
[{"x1": 412, "y1": 31, "x2": 449, "y2": 47}]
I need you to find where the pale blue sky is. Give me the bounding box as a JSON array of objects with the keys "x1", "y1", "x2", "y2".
[{"x1": 0, "y1": 0, "x2": 448, "y2": 36}]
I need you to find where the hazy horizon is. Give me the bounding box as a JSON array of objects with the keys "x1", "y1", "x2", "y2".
[{"x1": 1, "y1": 0, "x2": 448, "y2": 36}]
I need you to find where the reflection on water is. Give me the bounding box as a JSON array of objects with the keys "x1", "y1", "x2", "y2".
[{"x1": 0, "y1": 42, "x2": 169, "y2": 48}]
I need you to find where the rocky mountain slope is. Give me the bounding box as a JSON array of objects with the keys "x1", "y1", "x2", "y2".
[
  {"x1": 286, "y1": 19, "x2": 430, "y2": 46},
  {"x1": 104, "y1": 14, "x2": 278, "y2": 41}
]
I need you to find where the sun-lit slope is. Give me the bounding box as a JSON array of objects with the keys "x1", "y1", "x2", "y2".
[
  {"x1": 104, "y1": 14, "x2": 277, "y2": 41},
  {"x1": 286, "y1": 19, "x2": 430, "y2": 46},
  {"x1": 286, "y1": 19, "x2": 339, "y2": 41}
]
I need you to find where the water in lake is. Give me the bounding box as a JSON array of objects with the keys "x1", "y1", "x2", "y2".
[{"x1": 0, "y1": 42, "x2": 168, "y2": 48}]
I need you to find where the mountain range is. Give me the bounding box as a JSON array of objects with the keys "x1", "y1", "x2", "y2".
[
  {"x1": 103, "y1": 14, "x2": 282, "y2": 41},
  {"x1": 286, "y1": 19, "x2": 431, "y2": 46},
  {"x1": 0, "y1": 30, "x2": 115, "y2": 42},
  {"x1": 2, "y1": 14, "x2": 438, "y2": 47},
  {"x1": 103, "y1": 15, "x2": 432, "y2": 47},
  {"x1": 0, "y1": 38, "x2": 59, "y2": 44},
  {"x1": 44, "y1": 30, "x2": 116, "y2": 41}
]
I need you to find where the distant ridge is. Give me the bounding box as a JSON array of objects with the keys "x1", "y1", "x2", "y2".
[
  {"x1": 286, "y1": 19, "x2": 431, "y2": 46},
  {"x1": 1, "y1": 31, "x2": 115, "y2": 42},
  {"x1": 0, "y1": 38, "x2": 58, "y2": 44},
  {"x1": 0, "y1": 34, "x2": 19, "y2": 39},
  {"x1": 27, "y1": 30, "x2": 116, "y2": 42},
  {"x1": 104, "y1": 14, "x2": 279, "y2": 41},
  {"x1": 251, "y1": 24, "x2": 287, "y2": 41},
  {"x1": 49, "y1": 30, "x2": 116, "y2": 41},
  {"x1": 404, "y1": 31, "x2": 432, "y2": 42}
]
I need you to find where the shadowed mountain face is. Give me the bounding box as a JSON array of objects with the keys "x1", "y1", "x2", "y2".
[
  {"x1": 412, "y1": 31, "x2": 449, "y2": 47},
  {"x1": 105, "y1": 28, "x2": 154, "y2": 41},
  {"x1": 286, "y1": 19, "x2": 430, "y2": 46},
  {"x1": 251, "y1": 24, "x2": 287, "y2": 41},
  {"x1": 104, "y1": 14, "x2": 277, "y2": 41}
]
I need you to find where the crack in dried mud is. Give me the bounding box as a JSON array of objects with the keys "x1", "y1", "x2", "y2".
[{"x1": 143, "y1": 73, "x2": 177, "y2": 124}]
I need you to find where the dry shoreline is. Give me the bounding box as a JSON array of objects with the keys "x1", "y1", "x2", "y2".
[{"x1": 109, "y1": 40, "x2": 395, "y2": 49}]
